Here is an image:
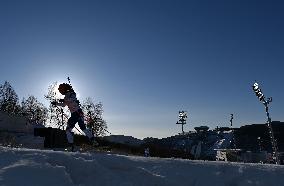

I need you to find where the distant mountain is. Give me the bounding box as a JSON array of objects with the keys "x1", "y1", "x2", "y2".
[
  {"x1": 142, "y1": 130, "x2": 234, "y2": 160},
  {"x1": 103, "y1": 135, "x2": 144, "y2": 147},
  {"x1": 142, "y1": 121, "x2": 284, "y2": 161},
  {"x1": 234, "y1": 121, "x2": 284, "y2": 152}
]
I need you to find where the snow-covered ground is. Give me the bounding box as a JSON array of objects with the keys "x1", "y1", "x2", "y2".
[{"x1": 0, "y1": 146, "x2": 283, "y2": 186}]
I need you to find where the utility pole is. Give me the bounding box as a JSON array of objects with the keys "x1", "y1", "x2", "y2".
[
  {"x1": 176, "y1": 111, "x2": 187, "y2": 135},
  {"x1": 230, "y1": 114, "x2": 233, "y2": 128},
  {"x1": 257, "y1": 137, "x2": 262, "y2": 152},
  {"x1": 230, "y1": 114, "x2": 237, "y2": 149},
  {"x1": 252, "y1": 82, "x2": 279, "y2": 164}
]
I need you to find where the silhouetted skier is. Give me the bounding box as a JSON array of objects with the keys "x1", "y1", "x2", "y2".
[{"x1": 51, "y1": 83, "x2": 96, "y2": 151}]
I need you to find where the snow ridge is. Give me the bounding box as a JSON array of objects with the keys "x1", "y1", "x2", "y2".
[{"x1": 0, "y1": 146, "x2": 283, "y2": 186}]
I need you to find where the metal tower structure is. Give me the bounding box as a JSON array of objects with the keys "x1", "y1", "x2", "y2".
[
  {"x1": 176, "y1": 111, "x2": 188, "y2": 135},
  {"x1": 229, "y1": 114, "x2": 237, "y2": 149},
  {"x1": 252, "y1": 82, "x2": 279, "y2": 164}
]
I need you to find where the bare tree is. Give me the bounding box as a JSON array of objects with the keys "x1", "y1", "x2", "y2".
[
  {"x1": 44, "y1": 82, "x2": 69, "y2": 129},
  {"x1": 21, "y1": 95, "x2": 48, "y2": 125},
  {"x1": 82, "y1": 97, "x2": 108, "y2": 137}
]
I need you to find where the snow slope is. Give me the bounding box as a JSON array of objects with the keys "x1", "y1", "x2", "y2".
[
  {"x1": 0, "y1": 146, "x2": 283, "y2": 186},
  {"x1": 0, "y1": 111, "x2": 45, "y2": 149},
  {"x1": 0, "y1": 111, "x2": 32, "y2": 133}
]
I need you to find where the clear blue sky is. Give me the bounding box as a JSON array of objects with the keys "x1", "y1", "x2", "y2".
[{"x1": 0, "y1": 0, "x2": 283, "y2": 139}]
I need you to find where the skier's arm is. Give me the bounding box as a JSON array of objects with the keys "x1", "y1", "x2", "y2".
[
  {"x1": 56, "y1": 101, "x2": 66, "y2": 107},
  {"x1": 51, "y1": 99, "x2": 66, "y2": 107},
  {"x1": 54, "y1": 93, "x2": 76, "y2": 107}
]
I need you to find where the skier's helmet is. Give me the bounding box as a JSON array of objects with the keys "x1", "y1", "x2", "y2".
[{"x1": 58, "y1": 83, "x2": 73, "y2": 95}]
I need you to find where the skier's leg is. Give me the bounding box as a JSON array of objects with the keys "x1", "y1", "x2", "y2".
[
  {"x1": 66, "y1": 113, "x2": 77, "y2": 145},
  {"x1": 83, "y1": 129, "x2": 93, "y2": 139},
  {"x1": 77, "y1": 116, "x2": 98, "y2": 146},
  {"x1": 66, "y1": 128, "x2": 74, "y2": 143},
  {"x1": 78, "y1": 115, "x2": 93, "y2": 139}
]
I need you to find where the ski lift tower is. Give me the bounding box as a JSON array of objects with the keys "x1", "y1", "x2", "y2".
[
  {"x1": 176, "y1": 111, "x2": 188, "y2": 135},
  {"x1": 252, "y1": 81, "x2": 279, "y2": 164}
]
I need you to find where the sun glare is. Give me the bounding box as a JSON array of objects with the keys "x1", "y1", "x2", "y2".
[{"x1": 54, "y1": 88, "x2": 63, "y2": 100}]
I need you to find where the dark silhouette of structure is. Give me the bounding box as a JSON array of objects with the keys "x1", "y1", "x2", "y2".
[
  {"x1": 176, "y1": 111, "x2": 187, "y2": 134},
  {"x1": 252, "y1": 82, "x2": 279, "y2": 164}
]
